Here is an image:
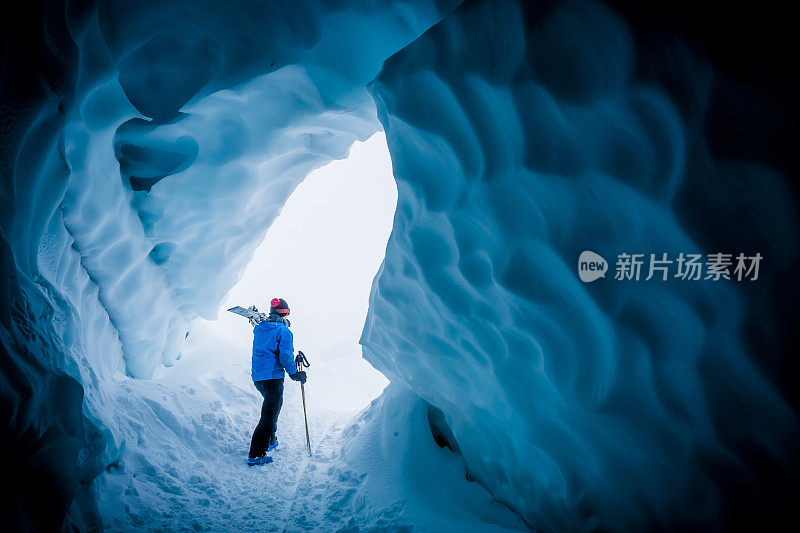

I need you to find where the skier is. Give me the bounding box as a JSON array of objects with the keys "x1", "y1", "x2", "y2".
[{"x1": 247, "y1": 297, "x2": 307, "y2": 466}]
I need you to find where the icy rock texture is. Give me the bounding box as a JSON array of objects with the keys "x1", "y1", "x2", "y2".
[
  {"x1": 61, "y1": 0, "x2": 456, "y2": 380},
  {"x1": 362, "y1": 0, "x2": 800, "y2": 530},
  {"x1": 1, "y1": 0, "x2": 456, "y2": 528},
  {"x1": 322, "y1": 383, "x2": 526, "y2": 531}
]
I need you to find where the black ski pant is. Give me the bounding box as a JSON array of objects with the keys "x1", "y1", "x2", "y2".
[{"x1": 249, "y1": 378, "x2": 284, "y2": 458}]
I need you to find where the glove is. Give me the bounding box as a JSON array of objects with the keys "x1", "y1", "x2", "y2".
[{"x1": 289, "y1": 370, "x2": 307, "y2": 384}]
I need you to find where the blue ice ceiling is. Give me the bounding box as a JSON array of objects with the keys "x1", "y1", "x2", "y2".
[{"x1": 1, "y1": 0, "x2": 798, "y2": 531}]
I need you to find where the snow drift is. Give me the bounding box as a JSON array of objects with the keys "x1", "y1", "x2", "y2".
[{"x1": 1, "y1": 0, "x2": 798, "y2": 530}]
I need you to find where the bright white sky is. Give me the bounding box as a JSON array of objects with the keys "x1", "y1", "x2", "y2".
[{"x1": 196, "y1": 132, "x2": 396, "y2": 411}]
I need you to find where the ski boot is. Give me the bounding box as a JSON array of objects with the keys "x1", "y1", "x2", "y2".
[{"x1": 246, "y1": 455, "x2": 273, "y2": 466}]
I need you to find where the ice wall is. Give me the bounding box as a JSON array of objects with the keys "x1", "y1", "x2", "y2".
[
  {"x1": 361, "y1": 0, "x2": 800, "y2": 530},
  {"x1": 1, "y1": 0, "x2": 457, "y2": 528},
  {"x1": 63, "y1": 0, "x2": 458, "y2": 380}
]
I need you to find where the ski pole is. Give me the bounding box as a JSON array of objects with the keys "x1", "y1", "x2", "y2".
[{"x1": 295, "y1": 351, "x2": 311, "y2": 455}]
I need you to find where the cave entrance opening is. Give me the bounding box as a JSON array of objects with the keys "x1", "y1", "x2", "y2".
[
  {"x1": 98, "y1": 131, "x2": 396, "y2": 523},
  {"x1": 175, "y1": 131, "x2": 395, "y2": 415}
]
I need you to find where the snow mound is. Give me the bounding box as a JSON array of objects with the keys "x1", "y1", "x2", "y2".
[{"x1": 324, "y1": 382, "x2": 526, "y2": 531}]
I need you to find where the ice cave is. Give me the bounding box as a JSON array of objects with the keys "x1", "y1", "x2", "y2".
[{"x1": 1, "y1": 0, "x2": 798, "y2": 531}]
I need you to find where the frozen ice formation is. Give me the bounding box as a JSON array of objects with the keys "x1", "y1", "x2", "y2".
[
  {"x1": 59, "y1": 0, "x2": 458, "y2": 380},
  {"x1": 361, "y1": 0, "x2": 799, "y2": 530},
  {"x1": 1, "y1": 0, "x2": 456, "y2": 529},
  {"x1": 1, "y1": 0, "x2": 798, "y2": 530},
  {"x1": 323, "y1": 382, "x2": 527, "y2": 531}
]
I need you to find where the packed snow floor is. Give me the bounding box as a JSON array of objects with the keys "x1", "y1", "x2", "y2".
[
  {"x1": 93, "y1": 318, "x2": 525, "y2": 532},
  {"x1": 96, "y1": 321, "x2": 372, "y2": 532}
]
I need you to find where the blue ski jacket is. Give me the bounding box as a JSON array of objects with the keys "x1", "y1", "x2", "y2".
[{"x1": 252, "y1": 315, "x2": 298, "y2": 381}]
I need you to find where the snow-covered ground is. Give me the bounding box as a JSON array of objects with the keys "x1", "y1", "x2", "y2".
[
  {"x1": 97, "y1": 320, "x2": 359, "y2": 531},
  {"x1": 95, "y1": 318, "x2": 525, "y2": 531}
]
